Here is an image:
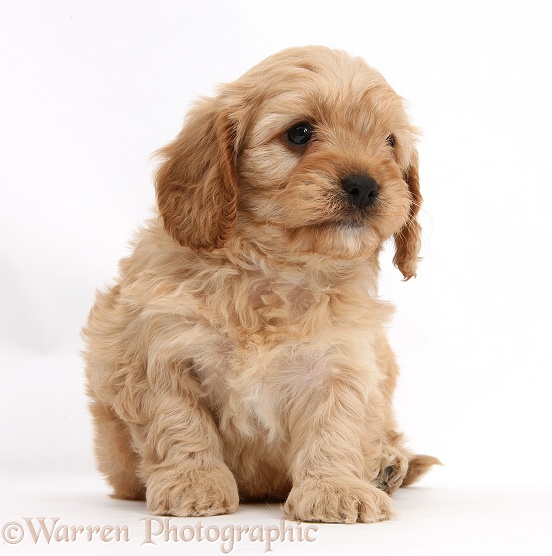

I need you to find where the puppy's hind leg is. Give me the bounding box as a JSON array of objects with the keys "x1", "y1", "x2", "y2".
[
  {"x1": 373, "y1": 444, "x2": 442, "y2": 494},
  {"x1": 89, "y1": 400, "x2": 146, "y2": 501},
  {"x1": 372, "y1": 336, "x2": 441, "y2": 493}
]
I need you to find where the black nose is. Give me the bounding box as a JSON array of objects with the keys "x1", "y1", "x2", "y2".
[{"x1": 341, "y1": 174, "x2": 379, "y2": 209}]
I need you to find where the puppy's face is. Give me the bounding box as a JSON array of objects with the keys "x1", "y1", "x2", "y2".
[{"x1": 156, "y1": 47, "x2": 422, "y2": 278}]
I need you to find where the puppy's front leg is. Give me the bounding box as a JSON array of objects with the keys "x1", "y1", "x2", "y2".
[
  {"x1": 123, "y1": 381, "x2": 239, "y2": 517},
  {"x1": 283, "y1": 377, "x2": 391, "y2": 523}
]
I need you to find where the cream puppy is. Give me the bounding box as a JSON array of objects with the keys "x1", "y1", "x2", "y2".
[{"x1": 83, "y1": 46, "x2": 439, "y2": 524}]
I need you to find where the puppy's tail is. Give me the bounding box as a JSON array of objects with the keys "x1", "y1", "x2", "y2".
[{"x1": 401, "y1": 454, "x2": 442, "y2": 488}]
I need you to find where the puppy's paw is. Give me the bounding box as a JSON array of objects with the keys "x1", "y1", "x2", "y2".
[
  {"x1": 146, "y1": 464, "x2": 239, "y2": 517},
  {"x1": 283, "y1": 477, "x2": 392, "y2": 523},
  {"x1": 372, "y1": 447, "x2": 409, "y2": 495}
]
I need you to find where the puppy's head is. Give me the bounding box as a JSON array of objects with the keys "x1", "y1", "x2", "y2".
[{"x1": 155, "y1": 46, "x2": 422, "y2": 279}]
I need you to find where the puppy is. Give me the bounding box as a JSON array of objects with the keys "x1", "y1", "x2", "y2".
[{"x1": 83, "y1": 46, "x2": 439, "y2": 524}]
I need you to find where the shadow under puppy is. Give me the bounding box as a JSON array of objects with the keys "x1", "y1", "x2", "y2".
[{"x1": 83, "y1": 46, "x2": 440, "y2": 524}]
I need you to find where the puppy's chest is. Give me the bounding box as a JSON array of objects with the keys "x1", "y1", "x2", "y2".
[
  {"x1": 196, "y1": 271, "x2": 382, "y2": 396},
  {"x1": 207, "y1": 271, "x2": 338, "y2": 341},
  {"x1": 186, "y1": 267, "x2": 389, "y2": 442}
]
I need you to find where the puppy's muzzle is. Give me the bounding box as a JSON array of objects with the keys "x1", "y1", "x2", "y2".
[{"x1": 342, "y1": 174, "x2": 379, "y2": 209}]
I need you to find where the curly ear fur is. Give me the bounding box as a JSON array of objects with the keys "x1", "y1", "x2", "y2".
[
  {"x1": 155, "y1": 98, "x2": 238, "y2": 250},
  {"x1": 393, "y1": 151, "x2": 422, "y2": 280}
]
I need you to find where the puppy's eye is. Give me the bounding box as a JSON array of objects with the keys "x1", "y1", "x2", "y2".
[
  {"x1": 386, "y1": 134, "x2": 396, "y2": 148},
  {"x1": 286, "y1": 123, "x2": 314, "y2": 146}
]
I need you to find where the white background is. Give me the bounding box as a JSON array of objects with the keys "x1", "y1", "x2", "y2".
[{"x1": 1, "y1": 1, "x2": 552, "y2": 554}]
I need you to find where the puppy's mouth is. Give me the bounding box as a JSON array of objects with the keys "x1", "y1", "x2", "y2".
[
  {"x1": 318, "y1": 191, "x2": 380, "y2": 229},
  {"x1": 310, "y1": 218, "x2": 367, "y2": 234}
]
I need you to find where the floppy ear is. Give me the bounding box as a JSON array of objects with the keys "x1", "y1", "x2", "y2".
[
  {"x1": 393, "y1": 150, "x2": 422, "y2": 280},
  {"x1": 155, "y1": 98, "x2": 238, "y2": 250}
]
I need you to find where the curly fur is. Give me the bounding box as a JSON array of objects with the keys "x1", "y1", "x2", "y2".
[{"x1": 83, "y1": 46, "x2": 439, "y2": 524}]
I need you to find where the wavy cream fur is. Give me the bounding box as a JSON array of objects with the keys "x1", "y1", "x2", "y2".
[{"x1": 83, "y1": 46, "x2": 439, "y2": 524}]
